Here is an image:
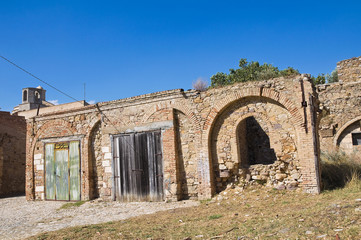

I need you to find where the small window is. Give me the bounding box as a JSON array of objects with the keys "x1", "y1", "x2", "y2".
[
  {"x1": 23, "y1": 90, "x2": 27, "y2": 102},
  {"x1": 35, "y1": 91, "x2": 40, "y2": 99},
  {"x1": 352, "y1": 133, "x2": 361, "y2": 145}
]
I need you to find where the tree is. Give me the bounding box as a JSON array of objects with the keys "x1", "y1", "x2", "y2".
[
  {"x1": 311, "y1": 68, "x2": 338, "y2": 85},
  {"x1": 311, "y1": 74, "x2": 326, "y2": 85},
  {"x1": 327, "y1": 69, "x2": 339, "y2": 83},
  {"x1": 210, "y1": 58, "x2": 299, "y2": 87}
]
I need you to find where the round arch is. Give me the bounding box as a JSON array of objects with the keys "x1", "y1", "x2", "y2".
[
  {"x1": 203, "y1": 91, "x2": 303, "y2": 194},
  {"x1": 333, "y1": 116, "x2": 361, "y2": 146}
]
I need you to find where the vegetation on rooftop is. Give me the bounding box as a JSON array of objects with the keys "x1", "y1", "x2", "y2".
[{"x1": 207, "y1": 58, "x2": 339, "y2": 88}]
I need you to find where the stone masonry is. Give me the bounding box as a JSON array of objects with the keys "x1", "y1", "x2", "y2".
[
  {"x1": 0, "y1": 111, "x2": 26, "y2": 197},
  {"x1": 337, "y1": 56, "x2": 361, "y2": 83},
  {"x1": 25, "y1": 74, "x2": 321, "y2": 202},
  {"x1": 318, "y1": 56, "x2": 361, "y2": 154}
]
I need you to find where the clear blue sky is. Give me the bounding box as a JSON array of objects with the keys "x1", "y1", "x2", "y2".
[{"x1": 1, "y1": 1, "x2": 360, "y2": 112}]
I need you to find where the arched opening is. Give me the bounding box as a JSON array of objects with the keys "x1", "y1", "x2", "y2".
[
  {"x1": 35, "y1": 91, "x2": 41, "y2": 102},
  {"x1": 336, "y1": 119, "x2": 361, "y2": 153},
  {"x1": 23, "y1": 90, "x2": 27, "y2": 102},
  {"x1": 209, "y1": 96, "x2": 300, "y2": 193},
  {"x1": 174, "y1": 109, "x2": 198, "y2": 200},
  {"x1": 237, "y1": 116, "x2": 276, "y2": 167}
]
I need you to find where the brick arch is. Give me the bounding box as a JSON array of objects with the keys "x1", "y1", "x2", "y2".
[
  {"x1": 87, "y1": 120, "x2": 102, "y2": 199},
  {"x1": 85, "y1": 116, "x2": 102, "y2": 138},
  {"x1": 26, "y1": 119, "x2": 77, "y2": 200},
  {"x1": 200, "y1": 90, "x2": 304, "y2": 196},
  {"x1": 202, "y1": 87, "x2": 304, "y2": 142},
  {"x1": 141, "y1": 101, "x2": 201, "y2": 132},
  {"x1": 333, "y1": 116, "x2": 361, "y2": 146},
  {"x1": 30, "y1": 119, "x2": 76, "y2": 155}
]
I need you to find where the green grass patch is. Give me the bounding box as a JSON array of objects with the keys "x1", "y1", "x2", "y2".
[
  {"x1": 59, "y1": 201, "x2": 86, "y2": 210},
  {"x1": 209, "y1": 214, "x2": 223, "y2": 220}
]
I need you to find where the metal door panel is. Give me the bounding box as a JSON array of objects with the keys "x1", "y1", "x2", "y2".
[
  {"x1": 55, "y1": 149, "x2": 69, "y2": 201},
  {"x1": 45, "y1": 144, "x2": 55, "y2": 200},
  {"x1": 69, "y1": 141, "x2": 80, "y2": 201}
]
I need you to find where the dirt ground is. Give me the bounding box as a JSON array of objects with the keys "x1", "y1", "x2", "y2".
[{"x1": 0, "y1": 196, "x2": 198, "y2": 240}]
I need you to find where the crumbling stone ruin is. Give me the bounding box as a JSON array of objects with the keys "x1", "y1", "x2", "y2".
[
  {"x1": 23, "y1": 55, "x2": 361, "y2": 202},
  {"x1": 0, "y1": 111, "x2": 26, "y2": 197},
  {"x1": 317, "y1": 56, "x2": 361, "y2": 154},
  {"x1": 25, "y1": 73, "x2": 321, "y2": 201}
]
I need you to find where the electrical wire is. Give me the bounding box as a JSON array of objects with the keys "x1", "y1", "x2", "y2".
[{"x1": 0, "y1": 55, "x2": 80, "y2": 102}]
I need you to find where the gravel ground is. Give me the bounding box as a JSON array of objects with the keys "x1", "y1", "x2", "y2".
[{"x1": 0, "y1": 196, "x2": 199, "y2": 240}]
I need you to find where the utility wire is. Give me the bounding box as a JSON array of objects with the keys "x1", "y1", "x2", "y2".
[
  {"x1": 0, "y1": 55, "x2": 80, "y2": 102},
  {"x1": 95, "y1": 103, "x2": 136, "y2": 152}
]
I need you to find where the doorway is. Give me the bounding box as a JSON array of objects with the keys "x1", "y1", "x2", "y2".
[
  {"x1": 45, "y1": 141, "x2": 81, "y2": 201},
  {"x1": 113, "y1": 131, "x2": 163, "y2": 201}
]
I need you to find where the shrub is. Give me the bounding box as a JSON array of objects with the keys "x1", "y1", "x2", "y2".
[
  {"x1": 210, "y1": 59, "x2": 299, "y2": 87},
  {"x1": 192, "y1": 78, "x2": 208, "y2": 91}
]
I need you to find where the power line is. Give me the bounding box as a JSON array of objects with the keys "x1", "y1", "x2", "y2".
[
  {"x1": 95, "y1": 103, "x2": 136, "y2": 152},
  {"x1": 0, "y1": 55, "x2": 80, "y2": 102}
]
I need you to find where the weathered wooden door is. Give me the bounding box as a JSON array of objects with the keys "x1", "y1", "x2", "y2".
[
  {"x1": 113, "y1": 131, "x2": 163, "y2": 201},
  {"x1": 45, "y1": 141, "x2": 81, "y2": 201}
]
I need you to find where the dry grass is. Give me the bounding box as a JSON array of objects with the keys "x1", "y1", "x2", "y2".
[
  {"x1": 29, "y1": 182, "x2": 361, "y2": 240},
  {"x1": 321, "y1": 150, "x2": 361, "y2": 190},
  {"x1": 28, "y1": 150, "x2": 361, "y2": 239}
]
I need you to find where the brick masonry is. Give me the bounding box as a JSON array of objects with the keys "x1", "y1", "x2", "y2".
[
  {"x1": 0, "y1": 111, "x2": 26, "y2": 197},
  {"x1": 25, "y1": 75, "x2": 321, "y2": 201}
]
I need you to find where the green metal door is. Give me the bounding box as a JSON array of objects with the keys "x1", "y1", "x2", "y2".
[
  {"x1": 45, "y1": 141, "x2": 81, "y2": 201},
  {"x1": 45, "y1": 144, "x2": 55, "y2": 200},
  {"x1": 69, "y1": 141, "x2": 80, "y2": 201}
]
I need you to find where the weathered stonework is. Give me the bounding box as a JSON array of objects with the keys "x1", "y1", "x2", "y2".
[
  {"x1": 337, "y1": 56, "x2": 361, "y2": 83},
  {"x1": 318, "y1": 81, "x2": 361, "y2": 153},
  {"x1": 0, "y1": 111, "x2": 26, "y2": 197},
  {"x1": 26, "y1": 75, "x2": 321, "y2": 201},
  {"x1": 318, "y1": 56, "x2": 361, "y2": 154}
]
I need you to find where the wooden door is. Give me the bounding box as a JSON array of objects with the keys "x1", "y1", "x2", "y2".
[
  {"x1": 45, "y1": 141, "x2": 81, "y2": 201},
  {"x1": 113, "y1": 131, "x2": 163, "y2": 201}
]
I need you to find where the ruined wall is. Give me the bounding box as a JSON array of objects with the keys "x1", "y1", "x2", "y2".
[
  {"x1": 0, "y1": 111, "x2": 26, "y2": 197},
  {"x1": 317, "y1": 56, "x2": 361, "y2": 153},
  {"x1": 26, "y1": 75, "x2": 320, "y2": 201},
  {"x1": 318, "y1": 78, "x2": 361, "y2": 153},
  {"x1": 210, "y1": 97, "x2": 299, "y2": 191},
  {"x1": 337, "y1": 56, "x2": 361, "y2": 83}
]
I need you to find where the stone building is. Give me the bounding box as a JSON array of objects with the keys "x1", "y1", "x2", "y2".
[
  {"x1": 12, "y1": 86, "x2": 54, "y2": 114},
  {"x1": 318, "y1": 56, "x2": 361, "y2": 154},
  {"x1": 25, "y1": 74, "x2": 321, "y2": 201},
  {"x1": 0, "y1": 111, "x2": 26, "y2": 197}
]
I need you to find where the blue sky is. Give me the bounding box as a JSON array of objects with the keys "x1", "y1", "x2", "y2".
[{"x1": 1, "y1": 1, "x2": 360, "y2": 112}]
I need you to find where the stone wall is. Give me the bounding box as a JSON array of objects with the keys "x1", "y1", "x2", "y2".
[
  {"x1": 26, "y1": 75, "x2": 320, "y2": 201},
  {"x1": 0, "y1": 111, "x2": 26, "y2": 197},
  {"x1": 318, "y1": 78, "x2": 361, "y2": 154},
  {"x1": 337, "y1": 56, "x2": 361, "y2": 83}
]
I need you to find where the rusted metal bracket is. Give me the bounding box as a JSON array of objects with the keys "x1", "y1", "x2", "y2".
[{"x1": 300, "y1": 79, "x2": 308, "y2": 133}]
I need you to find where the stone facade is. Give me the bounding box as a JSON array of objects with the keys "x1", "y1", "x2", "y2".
[
  {"x1": 25, "y1": 74, "x2": 321, "y2": 201},
  {"x1": 318, "y1": 56, "x2": 361, "y2": 153},
  {"x1": 0, "y1": 111, "x2": 26, "y2": 197}
]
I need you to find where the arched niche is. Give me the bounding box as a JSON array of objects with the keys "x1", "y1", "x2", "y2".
[
  {"x1": 174, "y1": 109, "x2": 198, "y2": 199},
  {"x1": 335, "y1": 117, "x2": 361, "y2": 153},
  {"x1": 23, "y1": 90, "x2": 28, "y2": 102},
  {"x1": 209, "y1": 96, "x2": 299, "y2": 192},
  {"x1": 88, "y1": 121, "x2": 102, "y2": 199}
]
